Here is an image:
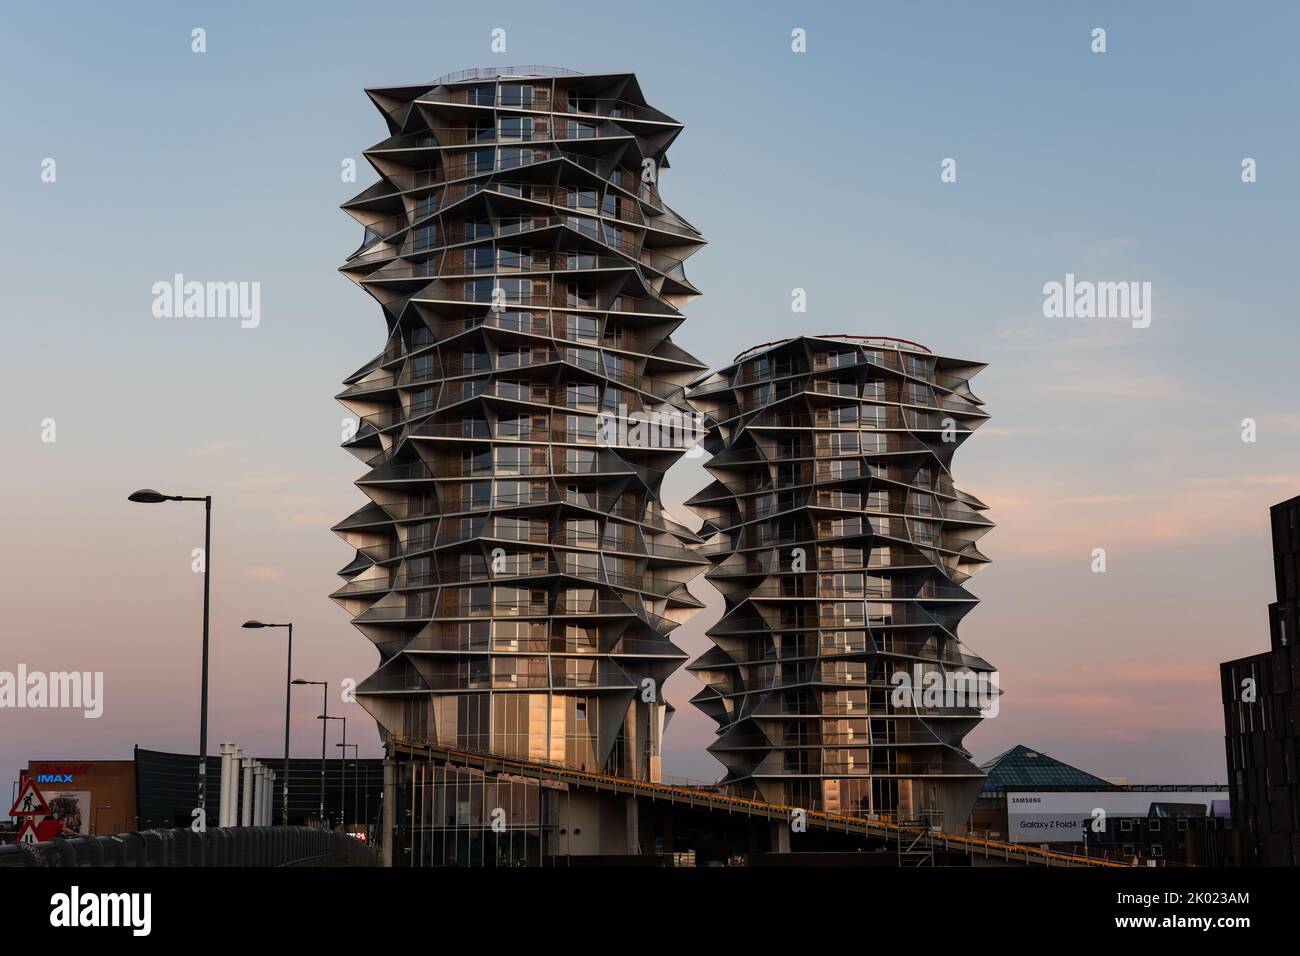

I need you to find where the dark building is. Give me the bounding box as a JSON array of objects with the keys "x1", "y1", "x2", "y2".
[
  {"x1": 1221, "y1": 495, "x2": 1300, "y2": 865},
  {"x1": 684, "y1": 335, "x2": 996, "y2": 832},
  {"x1": 132, "y1": 748, "x2": 383, "y2": 833}
]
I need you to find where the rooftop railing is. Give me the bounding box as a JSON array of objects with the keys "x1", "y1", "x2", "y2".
[{"x1": 431, "y1": 65, "x2": 582, "y2": 85}]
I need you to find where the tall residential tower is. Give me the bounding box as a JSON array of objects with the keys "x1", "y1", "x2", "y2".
[
  {"x1": 685, "y1": 335, "x2": 996, "y2": 831},
  {"x1": 333, "y1": 67, "x2": 708, "y2": 821}
]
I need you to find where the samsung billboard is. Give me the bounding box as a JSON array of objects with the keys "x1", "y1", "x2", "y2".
[{"x1": 1006, "y1": 791, "x2": 1229, "y2": 843}]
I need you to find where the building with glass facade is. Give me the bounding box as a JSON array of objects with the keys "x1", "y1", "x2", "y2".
[
  {"x1": 684, "y1": 335, "x2": 996, "y2": 832},
  {"x1": 332, "y1": 65, "x2": 709, "y2": 820}
]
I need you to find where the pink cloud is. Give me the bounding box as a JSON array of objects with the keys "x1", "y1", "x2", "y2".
[{"x1": 976, "y1": 481, "x2": 1277, "y2": 556}]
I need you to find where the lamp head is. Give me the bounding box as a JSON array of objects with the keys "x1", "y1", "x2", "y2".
[{"x1": 128, "y1": 489, "x2": 172, "y2": 504}]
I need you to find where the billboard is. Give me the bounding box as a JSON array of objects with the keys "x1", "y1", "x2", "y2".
[
  {"x1": 1006, "y1": 791, "x2": 1229, "y2": 843},
  {"x1": 42, "y1": 790, "x2": 92, "y2": 835}
]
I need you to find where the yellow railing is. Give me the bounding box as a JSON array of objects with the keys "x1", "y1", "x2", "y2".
[{"x1": 391, "y1": 737, "x2": 1126, "y2": 868}]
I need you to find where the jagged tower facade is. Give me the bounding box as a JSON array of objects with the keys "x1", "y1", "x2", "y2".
[
  {"x1": 333, "y1": 67, "x2": 708, "y2": 783},
  {"x1": 685, "y1": 336, "x2": 995, "y2": 829}
]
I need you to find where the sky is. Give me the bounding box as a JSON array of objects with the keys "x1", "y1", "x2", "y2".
[{"x1": 2, "y1": 0, "x2": 1298, "y2": 789}]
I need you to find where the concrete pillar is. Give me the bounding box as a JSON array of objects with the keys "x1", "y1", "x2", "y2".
[
  {"x1": 232, "y1": 746, "x2": 244, "y2": 826},
  {"x1": 260, "y1": 764, "x2": 270, "y2": 827},
  {"x1": 254, "y1": 770, "x2": 265, "y2": 832},
  {"x1": 381, "y1": 756, "x2": 396, "y2": 868},
  {"x1": 218, "y1": 742, "x2": 235, "y2": 827},
  {"x1": 264, "y1": 771, "x2": 275, "y2": 825},
  {"x1": 626, "y1": 796, "x2": 641, "y2": 855},
  {"x1": 227, "y1": 745, "x2": 242, "y2": 827},
  {"x1": 253, "y1": 762, "x2": 266, "y2": 826},
  {"x1": 771, "y1": 820, "x2": 791, "y2": 853},
  {"x1": 240, "y1": 757, "x2": 254, "y2": 827},
  {"x1": 233, "y1": 749, "x2": 244, "y2": 825}
]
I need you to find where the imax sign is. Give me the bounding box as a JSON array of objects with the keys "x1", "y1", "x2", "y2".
[{"x1": 33, "y1": 763, "x2": 90, "y2": 784}]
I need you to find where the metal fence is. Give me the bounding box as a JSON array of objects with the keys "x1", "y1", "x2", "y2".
[{"x1": 0, "y1": 826, "x2": 375, "y2": 868}]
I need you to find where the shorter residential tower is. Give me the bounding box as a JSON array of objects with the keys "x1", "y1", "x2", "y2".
[{"x1": 686, "y1": 335, "x2": 996, "y2": 831}]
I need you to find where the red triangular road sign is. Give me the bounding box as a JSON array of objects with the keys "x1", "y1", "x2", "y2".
[
  {"x1": 16, "y1": 819, "x2": 41, "y2": 845},
  {"x1": 9, "y1": 777, "x2": 50, "y2": 817}
]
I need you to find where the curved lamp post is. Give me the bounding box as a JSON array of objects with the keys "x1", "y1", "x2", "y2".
[
  {"x1": 338, "y1": 742, "x2": 359, "y2": 836},
  {"x1": 321, "y1": 715, "x2": 346, "y2": 830},
  {"x1": 128, "y1": 488, "x2": 211, "y2": 818},
  {"x1": 243, "y1": 620, "x2": 293, "y2": 826},
  {"x1": 293, "y1": 679, "x2": 327, "y2": 825}
]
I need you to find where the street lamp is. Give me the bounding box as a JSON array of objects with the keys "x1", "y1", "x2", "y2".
[
  {"x1": 129, "y1": 488, "x2": 212, "y2": 818},
  {"x1": 321, "y1": 715, "x2": 346, "y2": 830},
  {"x1": 337, "y1": 742, "x2": 358, "y2": 834},
  {"x1": 243, "y1": 620, "x2": 293, "y2": 826},
  {"x1": 293, "y1": 679, "x2": 327, "y2": 825}
]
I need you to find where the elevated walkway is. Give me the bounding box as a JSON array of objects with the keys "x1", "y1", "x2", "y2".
[{"x1": 392, "y1": 737, "x2": 1125, "y2": 867}]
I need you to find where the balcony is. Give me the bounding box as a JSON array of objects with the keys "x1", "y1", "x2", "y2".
[
  {"x1": 359, "y1": 460, "x2": 433, "y2": 484},
  {"x1": 555, "y1": 598, "x2": 636, "y2": 616}
]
